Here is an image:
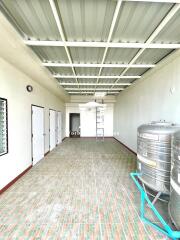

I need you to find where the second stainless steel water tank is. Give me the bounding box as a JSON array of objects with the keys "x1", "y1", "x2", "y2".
[
  {"x1": 169, "y1": 130, "x2": 180, "y2": 229},
  {"x1": 137, "y1": 122, "x2": 179, "y2": 194}
]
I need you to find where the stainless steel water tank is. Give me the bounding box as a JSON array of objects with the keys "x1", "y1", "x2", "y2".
[
  {"x1": 169, "y1": 131, "x2": 180, "y2": 229},
  {"x1": 137, "y1": 122, "x2": 179, "y2": 194}
]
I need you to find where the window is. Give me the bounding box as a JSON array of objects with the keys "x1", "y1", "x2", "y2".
[{"x1": 0, "y1": 98, "x2": 8, "y2": 156}]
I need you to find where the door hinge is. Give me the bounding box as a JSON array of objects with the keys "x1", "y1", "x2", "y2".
[{"x1": 32, "y1": 133, "x2": 33, "y2": 138}]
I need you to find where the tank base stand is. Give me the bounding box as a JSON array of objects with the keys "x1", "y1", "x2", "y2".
[{"x1": 131, "y1": 172, "x2": 180, "y2": 240}]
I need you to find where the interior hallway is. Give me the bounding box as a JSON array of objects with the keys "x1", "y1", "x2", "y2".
[{"x1": 0, "y1": 138, "x2": 168, "y2": 239}]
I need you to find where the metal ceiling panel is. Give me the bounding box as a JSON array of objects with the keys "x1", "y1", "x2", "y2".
[
  {"x1": 101, "y1": 68, "x2": 125, "y2": 76},
  {"x1": 48, "y1": 67, "x2": 73, "y2": 75},
  {"x1": 98, "y1": 79, "x2": 132, "y2": 84},
  {"x1": 105, "y1": 48, "x2": 139, "y2": 64},
  {"x1": 31, "y1": 46, "x2": 68, "y2": 62},
  {"x1": 112, "y1": 2, "x2": 173, "y2": 42},
  {"x1": 1, "y1": 0, "x2": 61, "y2": 40},
  {"x1": 125, "y1": 68, "x2": 150, "y2": 76},
  {"x1": 135, "y1": 49, "x2": 174, "y2": 64},
  {"x1": 69, "y1": 47, "x2": 104, "y2": 63},
  {"x1": 75, "y1": 67, "x2": 99, "y2": 75},
  {"x1": 58, "y1": 79, "x2": 76, "y2": 84},
  {"x1": 78, "y1": 79, "x2": 97, "y2": 84},
  {"x1": 154, "y1": 9, "x2": 180, "y2": 43},
  {"x1": 98, "y1": 79, "x2": 116, "y2": 84},
  {"x1": 113, "y1": 78, "x2": 137, "y2": 84},
  {"x1": 56, "y1": 0, "x2": 117, "y2": 41},
  {"x1": 58, "y1": 78, "x2": 75, "y2": 83}
]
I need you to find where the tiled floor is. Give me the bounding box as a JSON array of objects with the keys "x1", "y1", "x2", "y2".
[{"x1": 0, "y1": 138, "x2": 170, "y2": 239}]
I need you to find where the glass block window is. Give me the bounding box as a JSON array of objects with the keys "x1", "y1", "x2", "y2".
[{"x1": 0, "y1": 98, "x2": 8, "y2": 156}]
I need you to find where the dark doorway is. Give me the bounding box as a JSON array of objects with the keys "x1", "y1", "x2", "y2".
[{"x1": 69, "y1": 113, "x2": 80, "y2": 137}]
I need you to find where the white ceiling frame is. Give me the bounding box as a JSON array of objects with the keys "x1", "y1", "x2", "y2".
[
  {"x1": 48, "y1": 0, "x2": 79, "y2": 88},
  {"x1": 68, "y1": 91, "x2": 119, "y2": 95},
  {"x1": 68, "y1": 92, "x2": 93, "y2": 94},
  {"x1": 95, "y1": 0, "x2": 123, "y2": 89},
  {"x1": 65, "y1": 88, "x2": 124, "y2": 91},
  {"x1": 111, "y1": 3, "x2": 180, "y2": 89},
  {"x1": 54, "y1": 75, "x2": 140, "y2": 79},
  {"x1": 68, "y1": 92, "x2": 120, "y2": 94},
  {"x1": 60, "y1": 83, "x2": 131, "y2": 86},
  {"x1": 25, "y1": 40, "x2": 180, "y2": 49},
  {"x1": 43, "y1": 62, "x2": 155, "y2": 68}
]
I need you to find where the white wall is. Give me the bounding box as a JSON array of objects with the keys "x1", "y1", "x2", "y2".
[
  {"x1": 66, "y1": 103, "x2": 114, "y2": 137},
  {"x1": 114, "y1": 50, "x2": 180, "y2": 153},
  {"x1": 0, "y1": 57, "x2": 65, "y2": 190},
  {"x1": 80, "y1": 107, "x2": 96, "y2": 137},
  {"x1": 0, "y1": 13, "x2": 69, "y2": 102}
]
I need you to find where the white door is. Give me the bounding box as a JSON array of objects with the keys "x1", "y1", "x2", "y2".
[
  {"x1": 56, "y1": 111, "x2": 62, "y2": 144},
  {"x1": 32, "y1": 106, "x2": 44, "y2": 165},
  {"x1": 50, "y1": 109, "x2": 56, "y2": 151}
]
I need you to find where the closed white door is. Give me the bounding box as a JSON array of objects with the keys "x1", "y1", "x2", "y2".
[
  {"x1": 56, "y1": 111, "x2": 62, "y2": 144},
  {"x1": 50, "y1": 109, "x2": 56, "y2": 151},
  {"x1": 32, "y1": 106, "x2": 44, "y2": 165}
]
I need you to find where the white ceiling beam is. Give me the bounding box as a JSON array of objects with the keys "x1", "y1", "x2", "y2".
[
  {"x1": 112, "y1": 3, "x2": 180, "y2": 88},
  {"x1": 25, "y1": 40, "x2": 180, "y2": 49},
  {"x1": 60, "y1": 83, "x2": 131, "y2": 86},
  {"x1": 54, "y1": 74, "x2": 140, "y2": 79},
  {"x1": 43, "y1": 62, "x2": 155, "y2": 68},
  {"x1": 68, "y1": 92, "x2": 94, "y2": 94},
  {"x1": 48, "y1": 0, "x2": 79, "y2": 87},
  {"x1": 68, "y1": 92, "x2": 119, "y2": 94},
  {"x1": 96, "y1": 0, "x2": 122, "y2": 88},
  {"x1": 65, "y1": 88, "x2": 124, "y2": 91}
]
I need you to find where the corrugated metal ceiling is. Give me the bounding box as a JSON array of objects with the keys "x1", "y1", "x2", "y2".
[
  {"x1": 69, "y1": 47, "x2": 104, "y2": 64},
  {"x1": 74, "y1": 67, "x2": 100, "y2": 76},
  {"x1": 1, "y1": 0, "x2": 61, "y2": 40},
  {"x1": 31, "y1": 46, "x2": 68, "y2": 62},
  {"x1": 154, "y1": 9, "x2": 180, "y2": 43},
  {"x1": 112, "y1": 2, "x2": 173, "y2": 42},
  {"x1": 48, "y1": 66, "x2": 73, "y2": 75},
  {"x1": 56, "y1": 0, "x2": 117, "y2": 41},
  {"x1": 135, "y1": 49, "x2": 174, "y2": 64},
  {"x1": 0, "y1": 0, "x2": 179, "y2": 96},
  {"x1": 105, "y1": 48, "x2": 140, "y2": 64}
]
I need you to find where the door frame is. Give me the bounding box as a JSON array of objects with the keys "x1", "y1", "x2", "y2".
[
  {"x1": 31, "y1": 104, "x2": 45, "y2": 165},
  {"x1": 56, "y1": 111, "x2": 61, "y2": 147},
  {"x1": 56, "y1": 111, "x2": 62, "y2": 145},
  {"x1": 49, "y1": 108, "x2": 56, "y2": 151}
]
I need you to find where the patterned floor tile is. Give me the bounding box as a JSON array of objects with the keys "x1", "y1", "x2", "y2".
[
  {"x1": 0, "y1": 138, "x2": 171, "y2": 239},
  {"x1": 78, "y1": 224, "x2": 101, "y2": 240}
]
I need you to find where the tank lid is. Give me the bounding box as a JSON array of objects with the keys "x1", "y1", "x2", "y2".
[
  {"x1": 150, "y1": 121, "x2": 175, "y2": 127},
  {"x1": 138, "y1": 121, "x2": 180, "y2": 134}
]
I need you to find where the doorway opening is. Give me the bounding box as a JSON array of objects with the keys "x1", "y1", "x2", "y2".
[{"x1": 69, "y1": 113, "x2": 80, "y2": 137}]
